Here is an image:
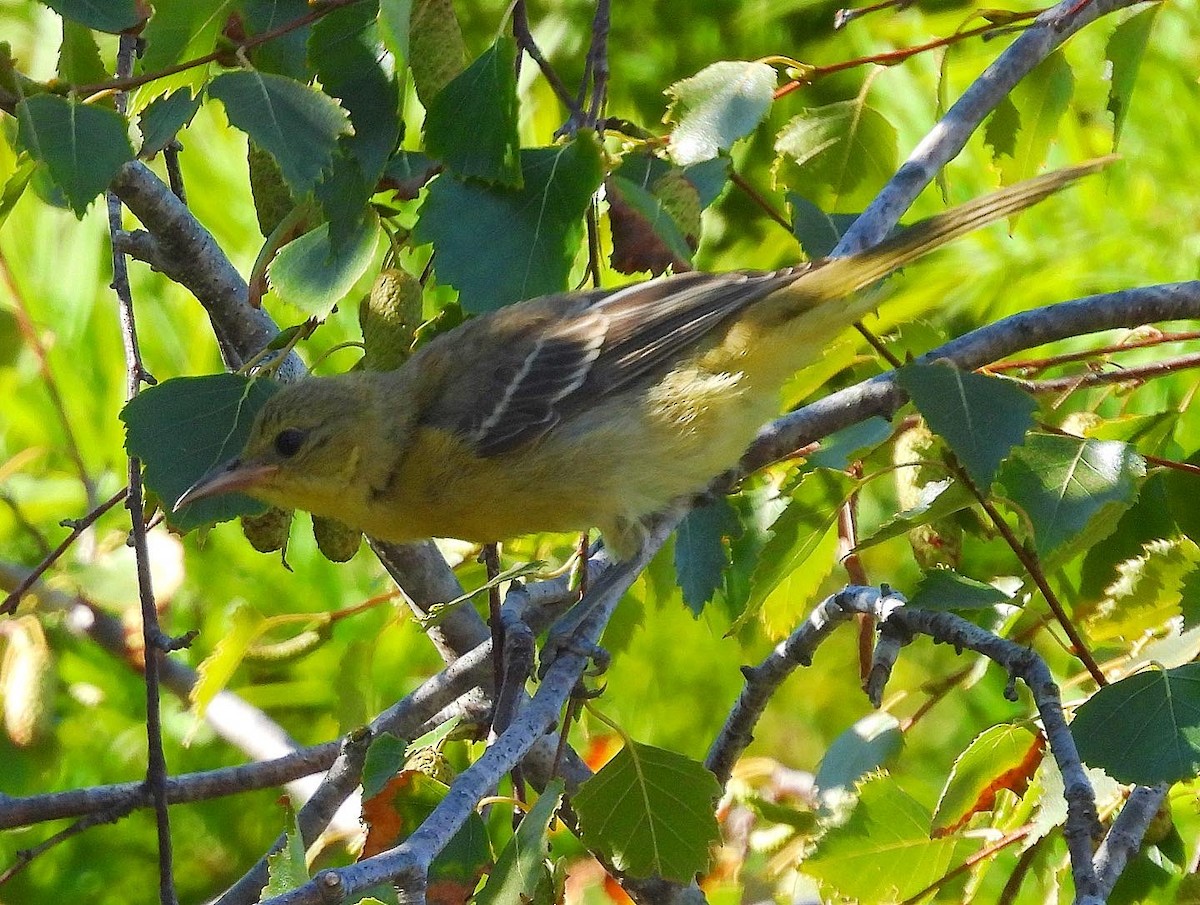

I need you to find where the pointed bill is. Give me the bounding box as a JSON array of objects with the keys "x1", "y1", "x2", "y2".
[{"x1": 174, "y1": 460, "x2": 278, "y2": 511}]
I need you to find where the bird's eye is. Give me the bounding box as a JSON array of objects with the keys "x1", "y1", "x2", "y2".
[{"x1": 274, "y1": 428, "x2": 307, "y2": 458}]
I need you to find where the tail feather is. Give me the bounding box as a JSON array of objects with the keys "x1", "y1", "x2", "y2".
[{"x1": 784, "y1": 156, "x2": 1114, "y2": 307}]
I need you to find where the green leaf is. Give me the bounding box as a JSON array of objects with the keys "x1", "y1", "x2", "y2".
[
  {"x1": 120, "y1": 373, "x2": 280, "y2": 530},
  {"x1": 774, "y1": 99, "x2": 898, "y2": 211},
  {"x1": 475, "y1": 780, "x2": 564, "y2": 905},
  {"x1": 208, "y1": 70, "x2": 352, "y2": 196},
  {"x1": 898, "y1": 362, "x2": 1036, "y2": 490},
  {"x1": 1086, "y1": 537, "x2": 1200, "y2": 643},
  {"x1": 991, "y1": 52, "x2": 1074, "y2": 185},
  {"x1": 665, "y1": 60, "x2": 776, "y2": 166},
  {"x1": 736, "y1": 469, "x2": 854, "y2": 633},
  {"x1": 191, "y1": 603, "x2": 266, "y2": 722},
  {"x1": 15, "y1": 94, "x2": 134, "y2": 216},
  {"x1": 379, "y1": 0, "x2": 412, "y2": 65},
  {"x1": 787, "y1": 193, "x2": 857, "y2": 260},
  {"x1": 1106, "y1": 6, "x2": 1159, "y2": 147},
  {"x1": 806, "y1": 416, "x2": 892, "y2": 471},
  {"x1": 1081, "y1": 471, "x2": 1175, "y2": 598},
  {"x1": 574, "y1": 742, "x2": 720, "y2": 882},
  {"x1": 263, "y1": 805, "x2": 308, "y2": 897},
  {"x1": 270, "y1": 210, "x2": 381, "y2": 316},
  {"x1": 362, "y1": 732, "x2": 407, "y2": 800},
  {"x1": 674, "y1": 498, "x2": 736, "y2": 615},
  {"x1": 241, "y1": 0, "x2": 313, "y2": 80},
  {"x1": 0, "y1": 153, "x2": 37, "y2": 228},
  {"x1": 57, "y1": 18, "x2": 106, "y2": 85},
  {"x1": 416, "y1": 135, "x2": 604, "y2": 313},
  {"x1": 814, "y1": 712, "x2": 903, "y2": 799},
  {"x1": 39, "y1": 0, "x2": 146, "y2": 33},
  {"x1": 997, "y1": 433, "x2": 1146, "y2": 561},
  {"x1": 908, "y1": 569, "x2": 1011, "y2": 612},
  {"x1": 806, "y1": 773, "x2": 971, "y2": 901},
  {"x1": 138, "y1": 88, "x2": 201, "y2": 157},
  {"x1": 425, "y1": 36, "x2": 521, "y2": 187},
  {"x1": 1072, "y1": 664, "x2": 1200, "y2": 784},
  {"x1": 139, "y1": 0, "x2": 239, "y2": 79},
  {"x1": 856, "y1": 479, "x2": 974, "y2": 551},
  {"x1": 932, "y1": 724, "x2": 1040, "y2": 835},
  {"x1": 308, "y1": 1, "x2": 401, "y2": 186},
  {"x1": 983, "y1": 94, "x2": 1020, "y2": 161}
]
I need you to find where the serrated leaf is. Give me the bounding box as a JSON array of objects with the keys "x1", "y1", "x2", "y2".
[
  {"x1": 665, "y1": 60, "x2": 776, "y2": 166},
  {"x1": 139, "y1": 0, "x2": 238, "y2": 82},
  {"x1": 120, "y1": 373, "x2": 280, "y2": 530},
  {"x1": 814, "y1": 712, "x2": 903, "y2": 801},
  {"x1": 856, "y1": 479, "x2": 973, "y2": 551},
  {"x1": 736, "y1": 469, "x2": 854, "y2": 632},
  {"x1": 1106, "y1": 6, "x2": 1159, "y2": 147},
  {"x1": 209, "y1": 70, "x2": 352, "y2": 196},
  {"x1": 998, "y1": 433, "x2": 1146, "y2": 562},
  {"x1": 1073, "y1": 664, "x2": 1200, "y2": 784},
  {"x1": 1086, "y1": 537, "x2": 1200, "y2": 643},
  {"x1": 270, "y1": 210, "x2": 380, "y2": 316},
  {"x1": 416, "y1": 135, "x2": 604, "y2": 312},
  {"x1": 991, "y1": 52, "x2": 1074, "y2": 185},
  {"x1": 983, "y1": 94, "x2": 1020, "y2": 161},
  {"x1": 362, "y1": 732, "x2": 407, "y2": 800},
  {"x1": 932, "y1": 724, "x2": 1041, "y2": 835},
  {"x1": 57, "y1": 19, "x2": 106, "y2": 85},
  {"x1": 263, "y1": 806, "x2": 308, "y2": 897},
  {"x1": 574, "y1": 742, "x2": 720, "y2": 882},
  {"x1": 0, "y1": 154, "x2": 37, "y2": 228},
  {"x1": 138, "y1": 88, "x2": 201, "y2": 157},
  {"x1": 191, "y1": 604, "x2": 265, "y2": 722},
  {"x1": 674, "y1": 497, "x2": 736, "y2": 615},
  {"x1": 806, "y1": 773, "x2": 971, "y2": 901},
  {"x1": 308, "y1": 1, "x2": 400, "y2": 186},
  {"x1": 425, "y1": 36, "x2": 521, "y2": 187},
  {"x1": 40, "y1": 0, "x2": 146, "y2": 33},
  {"x1": 899, "y1": 362, "x2": 1036, "y2": 490},
  {"x1": 774, "y1": 99, "x2": 898, "y2": 211},
  {"x1": 15, "y1": 94, "x2": 134, "y2": 216},
  {"x1": 475, "y1": 780, "x2": 564, "y2": 905},
  {"x1": 241, "y1": 0, "x2": 313, "y2": 80},
  {"x1": 908, "y1": 569, "x2": 1011, "y2": 612}
]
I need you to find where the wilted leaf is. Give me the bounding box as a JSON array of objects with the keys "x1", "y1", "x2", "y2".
[{"x1": 932, "y1": 724, "x2": 1042, "y2": 835}]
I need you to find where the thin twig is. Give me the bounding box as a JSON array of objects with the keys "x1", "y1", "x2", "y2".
[
  {"x1": 899, "y1": 827, "x2": 1032, "y2": 905},
  {"x1": 108, "y1": 34, "x2": 177, "y2": 905},
  {"x1": 0, "y1": 797, "x2": 141, "y2": 886},
  {"x1": 1013, "y1": 350, "x2": 1200, "y2": 393},
  {"x1": 512, "y1": 0, "x2": 582, "y2": 118},
  {"x1": 0, "y1": 487, "x2": 128, "y2": 616},
  {"x1": 986, "y1": 328, "x2": 1200, "y2": 374},
  {"x1": 162, "y1": 141, "x2": 187, "y2": 203}
]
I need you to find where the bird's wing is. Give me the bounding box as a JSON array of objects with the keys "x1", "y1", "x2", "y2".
[{"x1": 425, "y1": 268, "x2": 803, "y2": 457}]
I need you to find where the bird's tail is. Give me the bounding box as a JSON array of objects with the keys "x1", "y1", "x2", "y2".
[{"x1": 783, "y1": 156, "x2": 1114, "y2": 308}]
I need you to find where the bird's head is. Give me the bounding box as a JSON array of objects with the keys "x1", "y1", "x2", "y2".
[{"x1": 176, "y1": 375, "x2": 381, "y2": 519}]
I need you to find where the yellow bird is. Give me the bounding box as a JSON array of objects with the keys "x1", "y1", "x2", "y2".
[{"x1": 177, "y1": 161, "x2": 1106, "y2": 559}]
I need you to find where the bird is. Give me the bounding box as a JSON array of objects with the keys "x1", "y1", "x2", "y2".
[{"x1": 176, "y1": 160, "x2": 1108, "y2": 560}]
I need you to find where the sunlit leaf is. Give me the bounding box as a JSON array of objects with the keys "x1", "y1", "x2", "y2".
[
  {"x1": 990, "y1": 52, "x2": 1074, "y2": 186},
  {"x1": 1106, "y1": 5, "x2": 1160, "y2": 147},
  {"x1": 998, "y1": 433, "x2": 1145, "y2": 562},
  {"x1": 856, "y1": 479, "x2": 973, "y2": 551},
  {"x1": 666, "y1": 60, "x2": 776, "y2": 166},
  {"x1": 574, "y1": 742, "x2": 720, "y2": 882},
  {"x1": 932, "y1": 724, "x2": 1041, "y2": 835},
  {"x1": 1087, "y1": 537, "x2": 1200, "y2": 643},
  {"x1": 908, "y1": 569, "x2": 1011, "y2": 612},
  {"x1": 815, "y1": 712, "x2": 903, "y2": 801}
]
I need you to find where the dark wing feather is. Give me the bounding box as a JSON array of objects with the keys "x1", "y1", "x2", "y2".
[{"x1": 441, "y1": 267, "x2": 806, "y2": 456}]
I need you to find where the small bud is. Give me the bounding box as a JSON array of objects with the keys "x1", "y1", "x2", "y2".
[{"x1": 894, "y1": 421, "x2": 962, "y2": 569}]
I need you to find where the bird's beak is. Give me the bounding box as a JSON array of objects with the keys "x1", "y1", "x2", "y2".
[{"x1": 174, "y1": 460, "x2": 278, "y2": 511}]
